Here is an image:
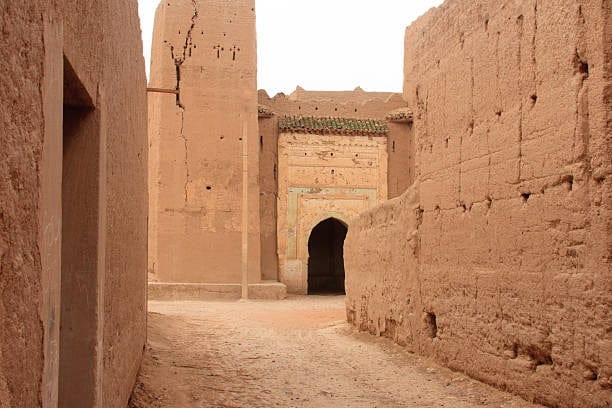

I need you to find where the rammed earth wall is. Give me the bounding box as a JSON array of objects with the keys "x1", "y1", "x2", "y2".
[
  {"x1": 148, "y1": 0, "x2": 261, "y2": 284},
  {"x1": 0, "y1": 1, "x2": 148, "y2": 406},
  {"x1": 345, "y1": 0, "x2": 611, "y2": 406}
]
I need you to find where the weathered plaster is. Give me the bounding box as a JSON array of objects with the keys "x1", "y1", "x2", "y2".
[
  {"x1": 346, "y1": 0, "x2": 611, "y2": 406},
  {"x1": 277, "y1": 132, "x2": 388, "y2": 293}
]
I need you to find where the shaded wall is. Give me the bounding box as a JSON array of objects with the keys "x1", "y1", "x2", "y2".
[
  {"x1": 346, "y1": 0, "x2": 611, "y2": 407},
  {"x1": 148, "y1": 0, "x2": 261, "y2": 284},
  {"x1": 0, "y1": 0, "x2": 148, "y2": 406},
  {"x1": 387, "y1": 121, "x2": 415, "y2": 198},
  {"x1": 257, "y1": 113, "x2": 279, "y2": 280}
]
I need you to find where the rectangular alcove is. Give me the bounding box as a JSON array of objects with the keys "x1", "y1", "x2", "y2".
[{"x1": 58, "y1": 55, "x2": 100, "y2": 408}]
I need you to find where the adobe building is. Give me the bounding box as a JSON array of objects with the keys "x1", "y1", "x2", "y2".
[
  {"x1": 0, "y1": 0, "x2": 148, "y2": 407},
  {"x1": 258, "y1": 88, "x2": 413, "y2": 294},
  {"x1": 345, "y1": 0, "x2": 611, "y2": 407},
  {"x1": 148, "y1": 0, "x2": 414, "y2": 297},
  {"x1": 147, "y1": 0, "x2": 266, "y2": 296}
]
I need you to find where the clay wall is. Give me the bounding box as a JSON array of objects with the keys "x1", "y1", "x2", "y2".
[
  {"x1": 0, "y1": 0, "x2": 148, "y2": 406},
  {"x1": 259, "y1": 88, "x2": 406, "y2": 119},
  {"x1": 148, "y1": 0, "x2": 261, "y2": 284},
  {"x1": 258, "y1": 114, "x2": 279, "y2": 280},
  {"x1": 387, "y1": 120, "x2": 415, "y2": 198},
  {"x1": 0, "y1": 2, "x2": 51, "y2": 405},
  {"x1": 346, "y1": 0, "x2": 611, "y2": 406}
]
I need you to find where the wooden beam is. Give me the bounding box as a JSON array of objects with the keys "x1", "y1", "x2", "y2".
[{"x1": 146, "y1": 87, "x2": 179, "y2": 95}]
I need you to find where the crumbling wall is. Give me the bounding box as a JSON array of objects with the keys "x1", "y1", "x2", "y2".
[
  {"x1": 148, "y1": 0, "x2": 261, "y2": 284},
  {"x1": 259, "y1": 88, "x2": 406, "y2": 119},
  {"x1": 345, "y1": 185, "x2": 422, "y2": 341},
  {"x1": 346, "y1": 0, "x2": 611, "y2": 406}
]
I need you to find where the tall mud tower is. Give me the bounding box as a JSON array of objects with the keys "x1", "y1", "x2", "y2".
[{"x1": 148, "y1": 0, "x2": 260, "y2": 283}]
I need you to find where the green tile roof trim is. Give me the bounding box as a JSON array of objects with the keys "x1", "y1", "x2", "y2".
[
  {"x1": 258, "y1": 104, "x2": 274, "y2": 117},
  {"x1": 278, "y1": 116, "x2": 388, "y2": 135},
  {"x1": 385, "y1": 108, "x2": 414, "y2": 123}
]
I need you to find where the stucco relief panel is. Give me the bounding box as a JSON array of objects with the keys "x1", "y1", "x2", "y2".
[{"x1": 277, "y1": 131, "x2": 388, "y2": 293}]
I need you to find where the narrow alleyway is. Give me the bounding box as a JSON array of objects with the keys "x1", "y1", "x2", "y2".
[{"x1": 129, "y1": 296, "x2": 541, "y2": 408}]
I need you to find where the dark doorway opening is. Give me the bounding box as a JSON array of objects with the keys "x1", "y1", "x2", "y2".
[{"x1": 307, "y1": 218, "x2": 347, "y2": 294}]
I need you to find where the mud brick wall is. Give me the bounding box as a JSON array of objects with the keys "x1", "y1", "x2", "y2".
[
  {"x1": 0, "y1": 0, "x2": 148, "y2": 406},
  {"x1": 258, "y1": 88, "x2": 406, "y2": 119},
  {"x1": 346, "y1": 0, "x2": 611, "y2": 406},
  {"x1": 0, "y1": 1, "x2": 51, "y2": 405},
  {"x1": 257, "y1": 112, "x2": 280, "y2": 280},
  {"x1": 148, "y1": 0, "x2": 261, "y2": 284}
]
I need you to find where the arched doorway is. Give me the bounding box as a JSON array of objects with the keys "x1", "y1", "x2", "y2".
[{"x1": 307, "y1": 218, "x2": 347, "y2": 294}]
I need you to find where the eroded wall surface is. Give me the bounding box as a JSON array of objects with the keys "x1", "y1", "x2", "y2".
[
  {"x1": 0, "y1": 0, "x2": 147, "y2": 406},
  {"x1": 346, "y1": 0, "x2": 611, "y2": 406},
  {"x1": 259, "y1": 87, "x2": 406, "y2": 120},
  {"x1": 0, "y1": 1, "x2": 50, "y2": 405},
  {"x1": 148, "y1": 0, "x2": 261, "y2": 284}
]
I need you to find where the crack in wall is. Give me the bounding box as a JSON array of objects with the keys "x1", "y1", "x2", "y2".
[
  {"x1": 460, "y1": 57, "x2": 475, "y2": 202},
  {"x1": 420, "y1": 89, "x2": 430, "y2": 180},
  {"x1": 486, "y1": 126, "x2": 491, "y2": 202},
  {"x1": 519, "y1": 0, "x2": 538, "y2": 183},
  {"x1": 169, "y1": 0, "x2": 199, "y2": 109},
  {"x1": 530, "y1": 1, "x2": 538, "y2": 99},
  {"x1": 516, "y1": 12, "x2": 525, "y2": 183},
  {"x1": 414, "y1": 205, "x2": 424, "y2": 324},
  {"x1": 179, "y1": 110, "x2": 189, "y2": 203},
  {"x1": 571, "y1": 4, "x2": 590, "y2": 176},
  {"x1": 166, "y1": 0, "x2": 199, "y2": 204},
  {"x1": 495, "y1": 31, "x2": 502, "y2": 115}
]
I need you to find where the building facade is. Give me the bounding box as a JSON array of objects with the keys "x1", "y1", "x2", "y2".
[
  {"x1": 0, "y1": 0, "x2": 148, "y2": 406},
  {"x1": 257, "y1": 90, "x2": 413, "y2": 294}
]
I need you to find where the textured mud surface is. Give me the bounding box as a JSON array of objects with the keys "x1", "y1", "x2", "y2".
[{"x1": 130, "y1": 296, "x2": 541, "y2": 407}]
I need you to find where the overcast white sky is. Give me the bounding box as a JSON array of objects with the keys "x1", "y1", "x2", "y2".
[{"x1": 137, "y1": 0, "x2": 444, "y2": 95}]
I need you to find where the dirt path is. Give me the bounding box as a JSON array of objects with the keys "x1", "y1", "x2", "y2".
[{"x1": 129, "y1": 296, "x2": 541, "y2": 408}]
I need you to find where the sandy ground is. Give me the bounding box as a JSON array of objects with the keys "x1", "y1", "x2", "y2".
[{"x1": 129, "y1": 296, "x2": 542, "y2": 408}]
